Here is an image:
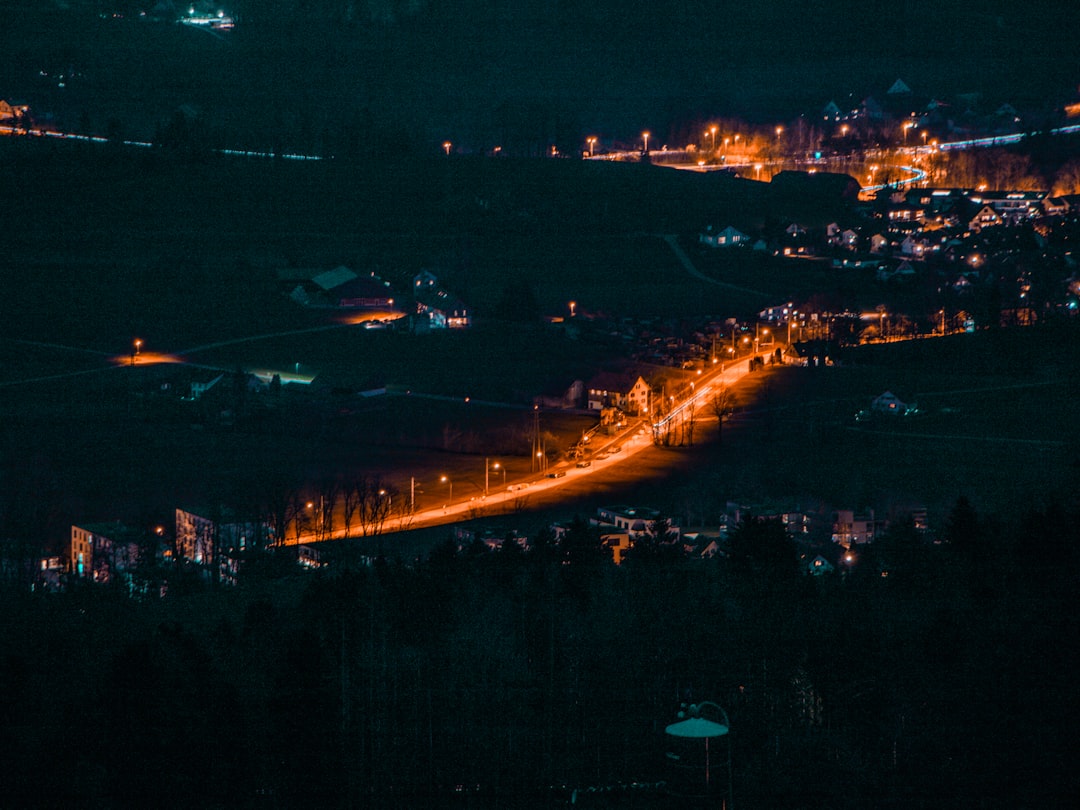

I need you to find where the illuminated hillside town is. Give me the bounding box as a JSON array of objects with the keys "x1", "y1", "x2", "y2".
[{"x1": 2, "y1": 2, "x2": 1079, "y2": 807}]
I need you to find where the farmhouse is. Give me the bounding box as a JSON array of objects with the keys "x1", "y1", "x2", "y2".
[{"x1": 585, "y1": 371, "x2": 651, "y2": 415}]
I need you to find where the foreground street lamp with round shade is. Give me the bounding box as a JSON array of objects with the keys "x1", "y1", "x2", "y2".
[{"x1": 666, "y1": 701, "x2": 734, "y2": 807}]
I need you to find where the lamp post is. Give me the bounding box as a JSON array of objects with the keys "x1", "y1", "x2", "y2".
[
  {"x1": 492, "y1": 461, "x2": 506, "y2": 491},
  {"x1": 442, "y1": 141, "x2": 452, "y2": 156},
  {"x1": 709, "y1": 125, "x2": 717, "y2": 152},
  {"x1": 440, "y1": 475, "x2": 452, "y2": 508},
  {"x1": 666, "y1": 701, "x2": 734, "y2": 808},
  {"x1": 642, "y1": 131, "x2": 650, "y2": 154},
  {"x1": 587, "y1": 136, "x2": 596, "y2": 156}
]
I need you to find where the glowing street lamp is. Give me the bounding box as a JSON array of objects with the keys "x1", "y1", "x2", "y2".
[
  {"x1": 775, "y1": 125, "x2": 783, "y2": 142},
  {"x1": 903, "y1": 121, "x2": 915, "y2": 144},
  {"x1": 442, "y1": 141, "x2": 452, "y2": 156},
  {"x1": 708, "y1": 125, "x2": 717, "y2": 152},
  {"x1": 131, "y1": 338, "x2": 142, "y2": 366},
  {"x1": 569, "y1": 300, "x2": 576, "y2": 317},
  {"x1": 587, "y1": 136, "x2": 597, "y2": 156},
  {"x1": 440, "y1": 474, "x2": 452, "y2": 507},
  {"x1": 490, "y1": 461, "x2": 506, "y2": 492},
  {"x1": 642, "y1": 131, "x2": 650, "y2": 154},
  {"x1": 754, "y1": 163, "x2": 763, "y2": 180}
]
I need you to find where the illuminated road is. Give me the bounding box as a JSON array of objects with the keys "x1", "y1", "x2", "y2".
[{"x1": 280, "y1": 348, "x2": 774, "y2": 543}]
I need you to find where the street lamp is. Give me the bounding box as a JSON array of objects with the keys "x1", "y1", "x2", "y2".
[
  {"x1": 775, "y1": 125, "x2": 783, "y2": 143},
  {"x1": 442, "y1": 141, "x2": 452, "y2": 156},
  {"x1": 569, "y1": 300, "x2": 576, "y2": 317},
  {"x1": 642, "y1": 131, "x2": 650, "y2": 154},
  {"x1": 709, "y1": 125, "x2": 717, "y2": 152},
  {"x1": 754, "y1": 163, "x2": 763, "y2": 180},
  {"x1": 440, "y1": 475, "x2": 452, "y2": 507},
  {"x1": 131, "y1": 338, "x2": 142, "y2": 366},
  {"x1": 587, "y1": 136, "x2": 596, "y2": 156},
  {"x1": 666, "y1": 701, "x2": 734, "y2": 808},
  {"x1": 903, "y1": 121, "x2": 914, "y2": 144}
]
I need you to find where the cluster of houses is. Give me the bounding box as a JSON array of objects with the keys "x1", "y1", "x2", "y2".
[
  {"x1": 699, "y1": 171, "x2": 1079, "y2": 322},
  {"x1": 58, "y1": 507, "x2": 280, "y2": 595},
  {"x1": 277, "y1": 266, "x2": 471, "y2": 331},
  {"x1": 35, "y1": 490, "x2": 932, "y2": 596},
  {"x1": 818, "y1": 78, "x2": 1036, "y2": 143},
  {"x1": 458, "y1": 500, "x2": 931, "y2": 573}
]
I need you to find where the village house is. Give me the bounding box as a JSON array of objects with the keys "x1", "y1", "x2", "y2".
[
  {"x1": 175, "y1": 507, "x2": 272, "y2": 583},
  {"x1": 281, "y1": 266, "x2": 396, "y2": 310},
  {"x1": 871, "y1": 390, "x2": 915, "y2": 415},
  {"x1": 831, "y1": 509, "x2": 885, "y2": 546},
  {"x1": 969, "y1": 204, "x2": 1003, "y2": 232},
  {"x1": 699, "y1": 224, "x2": 750, "y2": 248},
  {"x1": 70, "y1": 522, "x2": 144, "y2": 584},
  {"x1": 413, "y1": 271, "x2": 470, "y2": 329},
  {"x1": 585, "y1": 371, "x2": 651, "y2": 415}
]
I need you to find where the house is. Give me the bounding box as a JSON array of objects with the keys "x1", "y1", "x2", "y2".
[
  {"x1": 831, "y1": 509, "x2": 885, "y2": 546},
  {"x1": 70, "y1": 522, "x2": 144, "y2": 584},
  {"x1": 1041, "y1": 197, "x2": 1069, "y2": 217},
  {"x1": 279, "y1": 266, "x2": 396, "y2": 310},
  {"x1": 175, "y1": 507, "x2": 272, "y2": 582},
  {"x1": 900, "y1": 234, "x2": 931, "y2": 258},
  {"x1": 974, "y1": 190, "x2": 1047, "y2": 222},
  {"x1": 721, "y1": 502, "x2": 814, "y2": 538},
  {"x1": 969, "y1": 204, "x2": 1003, "y2": 232},
  {"x1": 0, "y1": 99, "x2": 29, "y2": 124},
  {"x1": 699, "y1": 224, "x2": 749, "y2": 248},
  {"x1": 585, "y1": 371, "x2": 651, "y2": 415},
  {"x1": 415, "y1": 287, "x2": 470, "y2": 329},
  {"x1": 592, "y1": 506, "x2": 681, "y2": 563},
  {"x1": 189, "y1": 372, "x2": 224, "y2": 400},
  {"x1": 869, "y1": 233, "x2": 889, "y2": 254},
  {"x1": 871, "y1": 390, "x2": 914, "y2": 415},
  {"x1": 806, "y1": 554, "x2": 836, "y2": 576},
  {"x1": 327, "y1": 275, "x2": 395, "y2": 309}
]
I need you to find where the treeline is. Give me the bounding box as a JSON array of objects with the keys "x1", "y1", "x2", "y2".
[{"x1": 2, "y1": 500, "x2": 1079, "y2": 807}]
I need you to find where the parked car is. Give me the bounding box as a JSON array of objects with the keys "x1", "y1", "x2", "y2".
[
  {"x1": 576, "y1": 460, "x2": 592, "y2": 468},
  {"x1": 547, "y1": 471, "x2": 566, "y2": 478}
]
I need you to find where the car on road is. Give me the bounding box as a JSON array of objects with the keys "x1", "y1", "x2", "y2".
[
  {"x1": 547, "y1": 471, "x2": 566, "y2": 478},
  {"x1": 576, "y1": 460, "x2": 592, "y2": 468}
]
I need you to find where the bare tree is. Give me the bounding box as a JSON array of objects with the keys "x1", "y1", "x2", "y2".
[
  {"x1": 314, "y1": 477, "x2": 341, "y2": 543},
  {"x1": 341, "y1": 476, "x2": 363, "y2": 540},
  {"x1": 710, "y1": 384, "x2": 736, "y2": 445},
  {"x1": 261, "y1": 474, "x2": 301, "y2": 551}
]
